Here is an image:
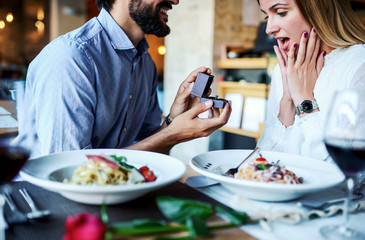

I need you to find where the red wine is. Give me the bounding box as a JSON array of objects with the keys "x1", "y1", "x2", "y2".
[
  {"x1": 325, "y1": 139, "x2": 365, "y2": 177},
  {"x1": 0, "y1": 145, "x2": 30, "y2": 185}
]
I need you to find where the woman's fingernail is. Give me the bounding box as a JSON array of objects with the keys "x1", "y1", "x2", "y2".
[
  {"x1": 313, "y1": 28, "x2": 316, "y2": 33},
  {"x1": 323, "y1": 51, "x2": 326, "y2": 57},
  {"x1": 304, "y1": 32, "x2": 308, "y2": 38},
  {"x1": 293, "y1": 43, "x2": 298, "y2": 48},
  {"x1": 189, "y1": 83, "x2": 194, "y2": 89}
]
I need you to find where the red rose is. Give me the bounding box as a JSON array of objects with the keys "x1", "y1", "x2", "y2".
[{"x1": 63, "y1": 213, "x2": 106, "y2": 240}]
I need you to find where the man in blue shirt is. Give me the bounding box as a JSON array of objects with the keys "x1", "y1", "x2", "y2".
[{"x1": 16, "y1": 0, "x2": 231, "y2": 157}]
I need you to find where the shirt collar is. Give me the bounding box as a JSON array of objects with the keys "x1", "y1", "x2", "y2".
[{"x1": 97, "y1": 8, "x2": 149, "y2": 55}]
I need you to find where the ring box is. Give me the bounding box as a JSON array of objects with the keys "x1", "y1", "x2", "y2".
[{"x1": 191, "y1": 72, "x2": 228, "y2": 108}]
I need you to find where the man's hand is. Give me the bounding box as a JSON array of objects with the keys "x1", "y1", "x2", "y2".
[
  {"x1": 125, "y1": 99, "x2": 231, "y2": 154},
  {"x1": 167, "y1": 99, "x2": 232, "y2": 142},
  {"x1": 169, "y1": 67, "x2": 212, "y2": 120}
]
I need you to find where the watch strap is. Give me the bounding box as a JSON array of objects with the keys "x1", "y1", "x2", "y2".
[
  {"x1": 165, "y1": 113, "x2": 173, "y2": 126},
  {"x1": 295, "y1": 99, "x2": 319, "y2": 115}
]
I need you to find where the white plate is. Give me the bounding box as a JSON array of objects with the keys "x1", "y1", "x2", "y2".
[
  {"x1": 190, "y1": 149, "x2": 345, "y2": 202},
  {"x1": 20, "y1": 149, "x2": 186, "y2": 205}
]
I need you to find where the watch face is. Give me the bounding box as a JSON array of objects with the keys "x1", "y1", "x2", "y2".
[{"x1": 302, "y1": 100, "x2": 314, "y2": 113}]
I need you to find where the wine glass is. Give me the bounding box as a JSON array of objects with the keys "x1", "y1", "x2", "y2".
[
  {"x1": 320, "y1": 90, "x2": 365, "y2": 240},
  {"x1": 0, "y1": 80, "x2": 32, "y2": 238},
  {"x1": 0, "y1": 80, "x2": 32, "y2": 186}
]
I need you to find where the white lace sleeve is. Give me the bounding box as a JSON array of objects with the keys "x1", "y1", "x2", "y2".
[
  {"x1": 349, "y1": 62, "x2": 365, "y2": 91},
  {"x1": 295, "y1": 112, "x2": 329, "y2": 161},
  {"x1": 257, "y1": 65, "x2": 289, "y2": 151}
]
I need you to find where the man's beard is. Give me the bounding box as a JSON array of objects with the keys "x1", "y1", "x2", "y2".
[{"x1": 129, "y1": 0, "x2": 172, "y2": 37}]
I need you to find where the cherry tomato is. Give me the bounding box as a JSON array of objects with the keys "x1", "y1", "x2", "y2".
[
  {"x1": 255, "y1": 157, "x2": 267, "y2": 161},
  {"x1": 139, "y1": 166, "x2": 150, "y2": 172},
  {"x1": 139, "y1": 166, "x2": 157, "y2": 182}
]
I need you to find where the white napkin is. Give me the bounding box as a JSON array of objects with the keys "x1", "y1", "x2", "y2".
[
  {"x1": 0, "y1": 116, "x2": 18, "y2": 128},
  {"x1": 0, "y1": 107, "x2": 11, "y2": 115},
  {"x1": 195, "y1": 184, "x2": 365, "y2": 240}
]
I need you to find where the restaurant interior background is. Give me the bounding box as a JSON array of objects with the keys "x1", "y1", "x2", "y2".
[{"x1": 0, "y1": 0, "x2": 364, "y2": 163}]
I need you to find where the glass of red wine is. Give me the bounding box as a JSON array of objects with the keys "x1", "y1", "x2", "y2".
[
  {"x1": 320, "y1": 90, "x2": 365, "y2": 240},
  {"x1": 0, "y1": 80, "x2": 33, "y2": 187},
  {"x1": 0, "y1": 81, "x2": 32, "y2": 237},
  {"x1": 0, "y1": 133, "x2": 30, "y2": 186}
]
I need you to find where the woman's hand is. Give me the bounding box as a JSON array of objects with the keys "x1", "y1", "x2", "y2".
[
  {"x1": 286, "y1": 28, "x2": 325, "y2": 107},
  {"x1": 275, "y1": 28, "x2": 325, "y2": 126},
  {"x1": 274, "y1": 45, "x2": 292, "y2": 103},
  {"x1": 274, "y1": 45, "x2": 296, "y2": 126},
  {"x1": 168, "y1": 67, "x2": 212, "y2": 120}
]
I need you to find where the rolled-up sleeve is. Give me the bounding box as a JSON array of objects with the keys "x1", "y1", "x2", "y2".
[{"x1": 28, "y1": 38, "x2": 96, "y2": 155}]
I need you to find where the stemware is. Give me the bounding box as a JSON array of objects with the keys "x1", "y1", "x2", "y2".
[
  {"x1": 0, "y1": 80, "x2": 32, "y2": 239},
  {"x1": 320, "y1": 90, "x2": 365, "y2": 240},
  {"x1": 0, "y1": 80, "x2": 31, "y2": 187}
]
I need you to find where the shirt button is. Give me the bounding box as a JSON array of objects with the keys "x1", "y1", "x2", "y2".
[
  {"x1": 129, "y1": 94, "x2": 133, "y2": 100},
  {"x1": 123, "y1": 128, "x2": 127, "y2": 132}
]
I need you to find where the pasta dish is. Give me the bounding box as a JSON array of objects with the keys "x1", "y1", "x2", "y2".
[
  {"x1": 64, "y1": 154, "x2": 156, "y2": 185},
  {"x1": 234, "y1": 156, "x2": 303, "y2": 184}
]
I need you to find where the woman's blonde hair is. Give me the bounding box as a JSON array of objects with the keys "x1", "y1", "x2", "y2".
[{"x1": 295, "y1": 0, "x2": 365, "y2": 48}]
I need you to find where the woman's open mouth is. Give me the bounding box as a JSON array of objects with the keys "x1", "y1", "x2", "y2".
[{"x1": 277, "y1": 37, "x2": 291, "y2": 51}]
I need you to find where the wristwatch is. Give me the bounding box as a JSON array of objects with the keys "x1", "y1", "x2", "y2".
[
  {"x1": 165, "y1": 113, "x2": 173, "y2": 126},
  {"x1": 295, "y1": 99, "x2": 319, "y2": 115}
]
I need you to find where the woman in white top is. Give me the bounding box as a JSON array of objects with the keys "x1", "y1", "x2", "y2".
[{"x1": 257, "y1": 0, "x2": 365, "y2": 161}]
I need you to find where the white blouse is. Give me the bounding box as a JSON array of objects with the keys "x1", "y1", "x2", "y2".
[{"x1": 257, "y1": 44, "x2": 365, "y2": 161}]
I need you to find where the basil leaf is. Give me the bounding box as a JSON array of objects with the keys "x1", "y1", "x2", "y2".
[
  {"x1": 186, "y1": 215, "x2": 209, "y2": 237},
  {"x1": 156, "y1": 196, "x2": 213, "y2": 224},
  {"x1": 257, "y1": 163, "x2": 265, "y2": 170},
  {"x1": 110, "y1": 155, "x2": 136, "y2": 170},
  {"x1": 215, "y1": 205, "x2": 249, "y2": 225}
]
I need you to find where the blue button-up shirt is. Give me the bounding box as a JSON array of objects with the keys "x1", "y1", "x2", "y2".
[{"x1": 16, "y1": 9, "x2": 162, "y2": 157}]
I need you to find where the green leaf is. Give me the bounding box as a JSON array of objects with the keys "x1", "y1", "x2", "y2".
[
  {"x1": 186, "y1": 215, "x2": 209, "y2": 237},
  {"x1": 110, "y1": 219, "x2": 167, "y2": 229},
  {"x1": 109, "y1": 225, "x2": 187, "y2": 235},
  {"x1": 156, "y1": 196, "x2": 213, "y2": 224},
  {"x1": 110, "y1": 155, "x2": 136, "y2": 170},
  {"x1": 108, "y1": 219, "x2": 188, "y2": 235},
  {"x1": 215, "y1": 205, "x2": 249, "y2": 225},
  {"x1": 101, "y1": 202, "x2": 109, "y2": 224},
  {"x1": 256, "y1": 163, "x2": 264, "y2": 170},
  {"x1": 154, "y1": 237, "x2": 192, "y2": 240}
]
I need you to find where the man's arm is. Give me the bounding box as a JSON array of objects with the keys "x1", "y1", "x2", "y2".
[
  {"x1": 125, "y1": 66, "x2": 232, "y2": 154},
  {"x1": 125, "y1": 99, "x2": 231, "y2": 154}
]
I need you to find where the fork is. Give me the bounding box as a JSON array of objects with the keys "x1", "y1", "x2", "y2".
[
  {"x1": 223, "y1": 147, "x2": 260, "y2": 178},
  {"x1": 19, "y1": 189, "x2": 51, "y2": 219},
  {"x1": 2, "y1": 193, "x2": 28, "y2": 224}
]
